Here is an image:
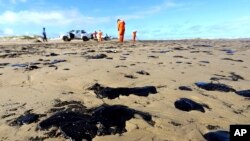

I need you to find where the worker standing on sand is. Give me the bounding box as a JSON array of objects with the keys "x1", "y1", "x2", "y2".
[
  {"x1": 117, "y1": 19, "x2": 125, "y2": 42},
  {"x1": 132, "y1": 31, "x2": 137, "y2": 44},
  {"x1": 42, "y1": 27, "x2": 47, "y2": 42},
  {"x1": 93, "y1": 31, "x2": 97, "y2": 39},
  {"x1": 98, "y1": 30, "x2": 102, "y2": 42}
]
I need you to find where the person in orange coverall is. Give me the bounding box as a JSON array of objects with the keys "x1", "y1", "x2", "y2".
[
  {"x1": 132, "y1": 31, "x2": 137, "y2": 44},
  {"x1": 117, "y1": 19, "x2": 125, "y2": 42},
  {"x1": 98, "y1": 30, "x2": 102, "y2": 42}
]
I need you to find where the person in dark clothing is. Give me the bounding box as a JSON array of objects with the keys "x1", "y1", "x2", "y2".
[{"x1": 42, "y1": 27, "x2": 48, "y2": 42}]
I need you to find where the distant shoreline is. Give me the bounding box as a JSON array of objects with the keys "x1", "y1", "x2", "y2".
[{"x1": 1, "y1": 35, "x2": 250, "y2": 41}]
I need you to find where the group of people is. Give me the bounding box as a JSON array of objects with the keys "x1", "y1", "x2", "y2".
[
  {"x1": 92, "y1": 30, "x2": 103, "y2": 42},
  {"x1": 42, "y1": 19, "x2": 137, "y2": 43},
  {"x1": 92, "y1": 19, "x2": 137, "y2": 43}
]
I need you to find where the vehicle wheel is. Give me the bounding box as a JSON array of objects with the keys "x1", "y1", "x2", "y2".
[
  {"x1": 63, "y1": 36, "x2": 70, "y2": 42},
  {"x1": 82, "y1": 36, "x2": 89, "y2": 41},
  {"x1": 69, "y1": 33, "x2": 75, "y2": 39}
]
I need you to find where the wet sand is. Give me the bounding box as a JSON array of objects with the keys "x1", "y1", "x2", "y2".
[{"x1": 0, "y1": 39, "x2": 250, "y2": 141}]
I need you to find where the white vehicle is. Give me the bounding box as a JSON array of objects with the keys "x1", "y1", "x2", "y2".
[{"x1": 60, "y1": 30, "x2": 93, "y2": 41}]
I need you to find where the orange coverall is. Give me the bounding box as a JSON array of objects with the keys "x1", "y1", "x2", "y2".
[
  {"x1": 132, "y1": 31, "x2": 137, "y2": 43},
  {"x1": 118, "y1": 20, "x2": 125, "y2": 42},
  {"x1": 98, "y1": 31, "x2": 102, "y2": 42}
]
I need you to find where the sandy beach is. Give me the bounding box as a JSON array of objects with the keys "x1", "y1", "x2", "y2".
[{"x1": 0, "y1": 39, "x2": 249, "y2": 141}]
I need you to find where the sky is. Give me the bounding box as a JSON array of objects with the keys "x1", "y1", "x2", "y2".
[{"x1": 0, "y1": 0, "x2": 250, "y2": 39}]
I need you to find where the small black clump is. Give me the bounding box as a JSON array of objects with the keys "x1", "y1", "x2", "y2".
[
  {"x1": 136, "y1": 70, "x2": 150, "y2": 75},
  {"x1": 85, "y1": 54, "x2": 107, "y2": 59},
  {"x1": 0, "y1": 63, "x2": 10, "y2": 66},
  {"x1": 178, "y1": 86, "x2": 193, "y2": 91},
  {"x1": 229, "y1": 72, "x2": 244, "y2": 81},
  {"x1": 49, "y1": 59, "x2": 66, "y2": 65},
  {"x1": 221, "y1": 58, "x2": 243, "y2": 62},
  {"x1": 124, "y1": 74, "x2": 138, "y2": 79},
  {"x1": 206, "y1": 125, "x2": 221, "y2": 130},
  {"x1": 9, "y1": 113, "x2": 39, "y2": 126},
  {"x1": 174, "y1": 98, "x2": 205, "y2": 113}
]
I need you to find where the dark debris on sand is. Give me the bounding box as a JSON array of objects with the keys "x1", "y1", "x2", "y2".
[
  {"x1": 169, "y1": 121, "x2": 182, "y2": 126},
  {"x1": 210, "y1": 72, "x2": 244, "y2": 82},
  {"x1": 174, "y1": 98, "x2": 205, "y2": 113},
  {"x1": 221, "y1": 58, "x2": 243, "y2": 62},
  {"x1": 229, "y1": 72, "x2": 244, "y2": 81},
  {"x1": 11, "y1": 63, "x2": 41, "y2": 71},
  {"x1": 173, "y1": 47, "x2": 186, "y2": 50},
  {"x1": 193, "y1": 44, "x2": 213, "y2": 47},
  {"x1": 178, "y1": 86, "x2": 193, "y2": 91},
  {"x1": 148, "y1": 55, "x2": 159, "y2": 59},
  {"x1": 199, "y1": 61, "x2": 210, "y2": 64},
  {"x1": 124, "y1": 74, "x2": 138, "y2": 79},
  {"x1": 1, "y1": 113, "x2": 16, "y2": 119},
  {"x1": 235, "y1": 90, "x2": 250, "y2": 98},
  {"x1": 195, "y1": 82, "x2": 250, "y2": 98},
  {"x1": 203, "y1": 130, "x2": 229, "y2": 141},
  {"x1": 85, "y1": 54, "x2": 107, "y2": 59},
  {"x1": 173, "y1": 55, "x2": 187, "y2": 59},
  {"x1": 25, "y1": 65, "x2": 40, "y2": 71},
  {"x1": 195, "y1": 82, "x2": 235, "y2": 92},
  {"x1": 37, "y1": 101, "x2": 155, "y2": 141},
  {"x1": 151, "y1": 50, "x2": 170, "y2": 53},
  {"x1": 29, "y1": 136, "x2": 48, "y2": 141},
  {"x1": 0, "y1": 63, "x2": 10, "y2": 67},
  {"x1": 136, "y1": 70, "x2": 150, "y2": 75},
  {"x1": 206, "y1": 125, "x2": 221, "y2": 130},
  {"x1": 47, "y1": 59, "x2": 66, "y2": 65},
  {"x1": 51, "y1": 99, "x2": 87, "y2": 113},
  {"x1": 12, "y1": 63, "x2": 29, "y2": 68},
  {"x1": 0, "y1": 53, "x2": 19, "y2": 58},
  {"x1": 104, "y1": 50, "x2": 119, "y2": 53},
  {"x1": 88, "y1": 83, "x2": 157, "y2": 99},
  {"x1": 45, "y1": 53, "x2": 59, "y2": 57},
  {"x1": 115, "y1": 65, "x2": 127, "y2": 68},
  {"x1": 9, "y1": 113, "x2": 40, "y2": 126},
  {"x1": 221, "y1": 49, "x2": 236, "y2": 55}
]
